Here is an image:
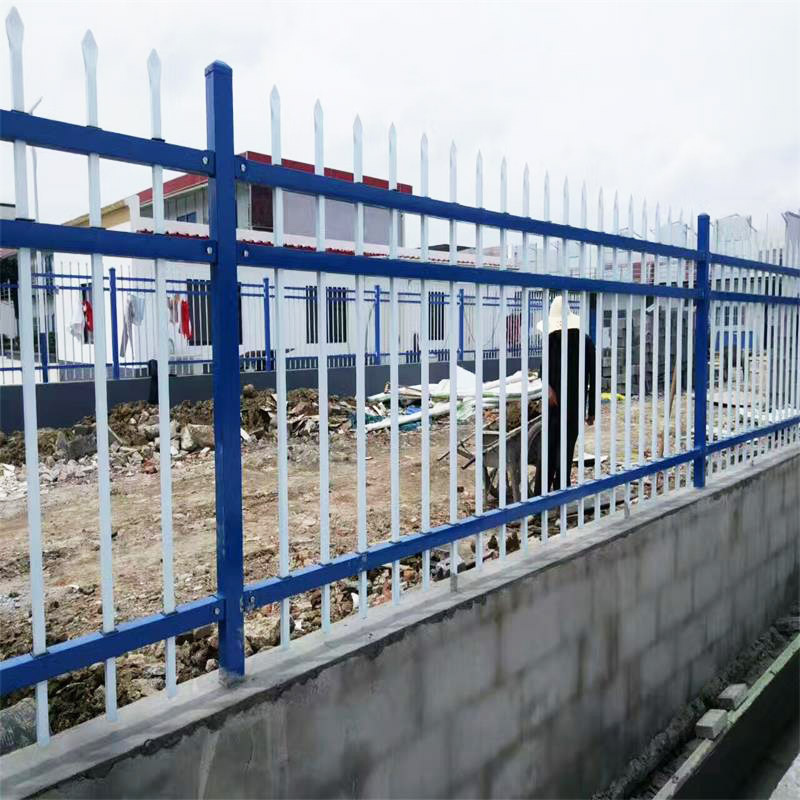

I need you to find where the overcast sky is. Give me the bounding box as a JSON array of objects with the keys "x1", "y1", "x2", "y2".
[{"x1": 2, "y1": 0, "x2": 798, "y2": 244}]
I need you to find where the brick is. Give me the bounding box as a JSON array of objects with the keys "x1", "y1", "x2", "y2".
[
  {"x1": 677, "y1": 617, "x2": 707, "y2": 666},
  {"x1": 640, "y1": 534, "x2": 676, "y2": 593},
  {"x1": 620, "y1": 601, "x2": 657, "y2": 661},
  {"x1": 718, "y1": 683, "x2": 748, "y2": 711},
  {"x1": 640, "y1": 638, "x2": 677, "y2": 696},
  {"x1": 693, "y1": 560, "x2": 723, "y2": 611},
  {"x1": 696, "y1": 709, "x2": 728, "y2": 739},
  {"x1": 657, "y1": 574, "x2": 693, "y2": 634}
]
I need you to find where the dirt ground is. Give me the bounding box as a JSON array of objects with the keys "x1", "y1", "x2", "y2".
[{"x1": 0, "y1": 394, "x2": 684, "y2": 738}]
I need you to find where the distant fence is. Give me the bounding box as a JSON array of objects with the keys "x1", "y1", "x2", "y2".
[
  {"x1": 0, "y1": 6, "x2": 798, "y2": 752},
  {"x1": 0, "y1": 269, "x2": 560, "y2": 384}
]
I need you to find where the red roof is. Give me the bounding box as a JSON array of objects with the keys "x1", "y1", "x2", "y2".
[{"x1": 137, "y1": 150, "x2": 412, "y2": 205}]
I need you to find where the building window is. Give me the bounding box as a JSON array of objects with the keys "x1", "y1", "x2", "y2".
[
  {"x1": 251, "y1": 185, "x2": 273, "y2": 231},
  {"x1": 305, "y1": 285, "x2": 349, "y2": 344},
  {"x1": 166, "y1": 192, "x2": 198, "y2": 223},
  {"x1": 429, "y1": 291, "x2": 445, "y2": 341},
  {"x1": 186, "y1": 279, "x2": 242, "y2": 346}
]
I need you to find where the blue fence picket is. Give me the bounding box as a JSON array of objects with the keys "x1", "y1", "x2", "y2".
[{"x1": 205, "y1": 61, "x2": 245, "y2": 681}]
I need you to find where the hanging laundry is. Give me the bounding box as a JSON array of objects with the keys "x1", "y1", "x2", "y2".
[
  {"x1": 167, "y1": 295, "x2": 180, "y2": 324},
  {"x1": 130, "y1": 294, "x2": 145, "y2": 325},
  {"x1": 69, "y1": 294, "x2": 85, "y2": 341},
  {"x1": 180, "y1": 298, "x2": 192, "y2": 341},
  {"x1": 82, "y1": 298, "x2": 94, "y2": 333},
  {"x1": 0, "y1": 300, "x2": 17, "y2": 339},
  {"x1": 120, "y1": 295, "x2": 134, "y2": 358}
]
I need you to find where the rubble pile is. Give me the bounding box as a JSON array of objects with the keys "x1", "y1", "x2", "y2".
[{"x1": 0, "y1": 386, "x2": 361, "y2": 495}]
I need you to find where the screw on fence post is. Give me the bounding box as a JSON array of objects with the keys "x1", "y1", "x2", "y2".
[
  {"x1": 693, "y1": 213, "x2": 711, "y2": 488},
  {"x1": 263, "y1": 276, "x2": 273, "y2": 372},
  {"x1": 374, "y1": 284, "x2": 381, "y2": 365},
  {"x1": 458, "y1": 287, "x2": 465, "y2": 360},
  {"x1": 108, "y1": 267, "x2": 120, "y2": 380},
  {"x1": 205, "y1": 60, "x2": 245, "y2": 683}
]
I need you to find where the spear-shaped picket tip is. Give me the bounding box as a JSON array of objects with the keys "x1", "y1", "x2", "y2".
[
  {"x1": 82, "y1": 30, "x2": 98, "y2": 71},
  {"x1": 642, "y1": 199, "x2": 648, "y2": 239},
  {"x1": 352, "y1": 114, "x2": 363, "y2": 181},
  {"x1": 147, "y1": 49, "x2": 161, "y2": 86},
  {"x1": 270, "y1": 86, "x2": 281, "y2": 165},
  {"x1": 6, "y1": 6, "x2": 23, "y2": 47},
  {"x1": 82, "y1": 30, "x2": 99, "y2": 126},
  {"x1": 475, "y1": 151, "x2": 483, "y2": 206},
  {"x1": 417, "y1": 132, "x2": 428, "y2": 199},
  {"x1": 313, "y1": 99, "x2": 323, "y2": 174},
  {"x1": 449, "y1": 141, "x2": 457, "y2": 201},
  {"x1": 6, "y1": 7, "x2": 25, "y2": 111},
  {"x1": 388, "y1": 123, "x2": 397, "y2": 189},
  {"x1": 597, "y1": 187, "x2": 604, "y2": 230},
  {"x1": 580, "y1": 181, "x2": 587, "y2": 225},
  {"x1": 500, "y1": 157, "x2": 507, "y2": 212},
  {"x1": 147, "y1": 49, "x2": 162, "y2": 139},
  {"x1": 543, "y1": 171, "x2": 550, "y2": 220}
]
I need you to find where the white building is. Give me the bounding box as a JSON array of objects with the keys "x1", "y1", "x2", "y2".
[{"x1": 52, "y1": 152, "x2": 511, "y2": 379}]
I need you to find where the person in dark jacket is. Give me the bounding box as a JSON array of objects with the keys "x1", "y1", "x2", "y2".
[{"x1": 532, "y1": 296, "x2": 596, "y2": 496}]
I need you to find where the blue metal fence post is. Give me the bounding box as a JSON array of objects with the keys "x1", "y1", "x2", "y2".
[
  {"x1": 263, "y1": 276, "x2": 273, "y2": 371},
  {"x1": 693, "y1": 213, "x2": 711, "y2": 489},
  {"x1": 108, "y1": 267, "x2": 120, "y2": 380},
  {"x1": 38, "y1": 332, "x2": 49, "y2": 383},
  {"x1": 206, "y1": 60, "x2": 245, "y2": 682},
  {"x1": 374, "y1": 284, "x2": 381, "y2": 365},
  {"x1": 458, "y1": 287, "x2": 465, "y2": 360}
]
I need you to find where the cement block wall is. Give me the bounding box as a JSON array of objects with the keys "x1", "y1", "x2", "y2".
[{"x1": 2, "y1": 447, "x2": 798, "y2": 799}]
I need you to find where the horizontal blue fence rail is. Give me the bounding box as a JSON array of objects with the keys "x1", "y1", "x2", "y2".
[{"x1": 1, "y1": 58, "x2": 798, "y2": 705}]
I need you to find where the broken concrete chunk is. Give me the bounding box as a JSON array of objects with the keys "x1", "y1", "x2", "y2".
[
  {"x1": 717, "y1": 683, "x2": 748, "y2": 711},
  {"x1": 180, "y1": 424, "x2": 215, "y2": 453},
  {"x1": 696, "y1": 709, "x2": 728, "y2": 739}
]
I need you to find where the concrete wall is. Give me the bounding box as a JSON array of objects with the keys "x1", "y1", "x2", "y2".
[{"x1": 2, "y1": 448, "x2": 798, "y2": 799}]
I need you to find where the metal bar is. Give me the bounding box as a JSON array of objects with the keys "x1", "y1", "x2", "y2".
[
  {"x1": 693, "y1": 214, "x2": 710, "y2": 488},
  {"x1": 6, "y1": 405, "x2": 797, "y2": 699},
  {"x1": 353, "y1": 115, "x2": 368, "y2": 616},
  {"x1": 205, "y1": 60, "x2": 244, "y2": 682},
  {"x1": 235, "y1": 158, "x2": 703, "y2": 263},
  {"x1": 520, "y1": 165, "x2": 531, "y2": 545},
  {"x1": 420, "y1": 134, "x2": 432, "y2": 589},
  {"x1": 0, "y1": 596, "x2": 222, "y2": 696},
  {"x1": 0, "y1": 219, "x2": 215, "y2": 262},
  {"x1": 82, "y1": 29, "x2": 118, "y2": 722},
  {"x1": 374, "y1": 284, "x2": 381, "y2": 364},
  {"x1": 108, "y1": 267, "x2": 120, "y2": 380},
  {"x1": 238, "y1": 240, "x2": 698, "y2": 301},
  {"x1": 474, "y1": 152, "x2": 484, "y2": 567},
  {"x1": 6, "y1": 6, "x2": 49, "y2": 740},
  {"x1": 38, "y1": 331, "x2": 48, "y2": 383},
  {"x1": 448, "y1": 142, "x2": 459, "y2": 585},
  {"x1": 240, "y1": 445, "x2": 715, "y2": 612},
  {"x1": 498, "y1": 159, "x2": 508, "y2": 556},
  {"x1": 559, "y1": 180, "x2": 569, "y2": 536},
  {"x1": 263, "y1": 277, "x2": 272, "y2": 371},
  {"x1": 314, "y1": 101, "x2": 331, "y2": 630},
  {"x1": 148, "y1": 48, "x2": 177, "y2": 699},
  {"x1": 0, "y1": 108, "x2": 214, "y2": 174},
  {"x1": 705, "y1": 413, "x2": 800, "y2": 456},
  {"x1": 458, "y1": 287, "x2": 465, "y2": 360}
]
